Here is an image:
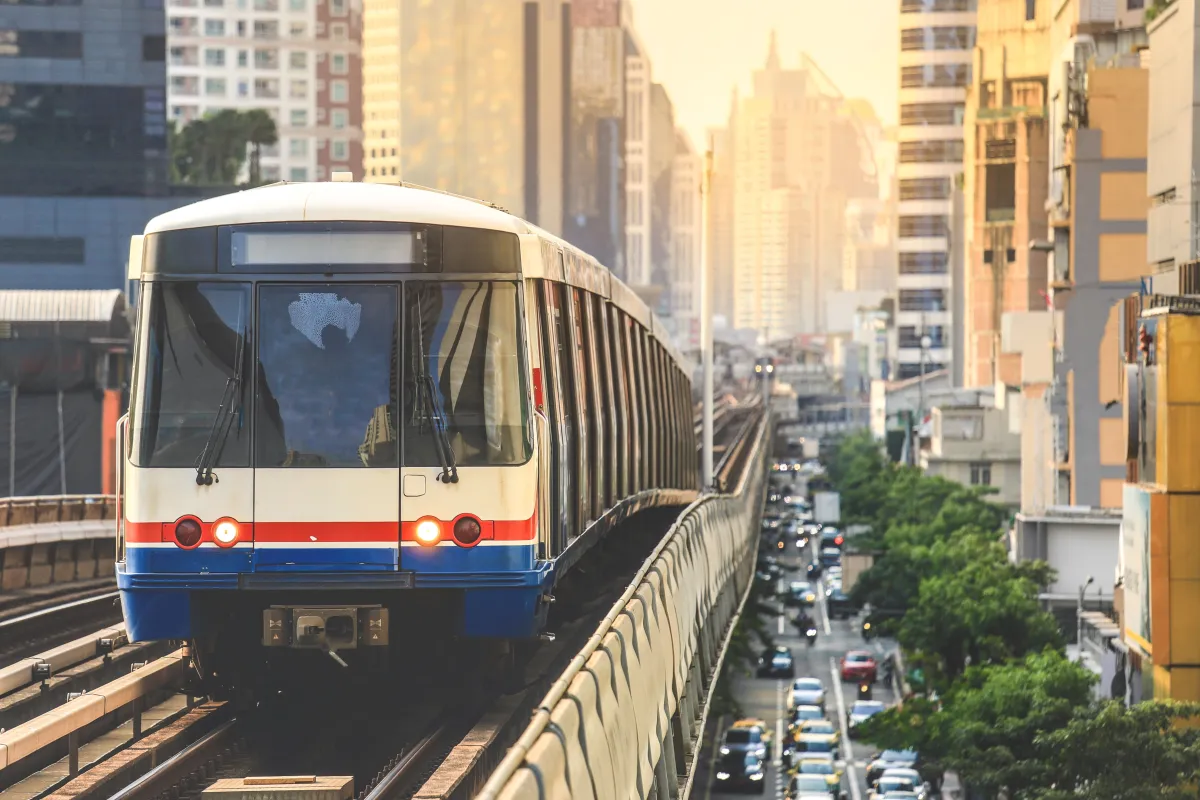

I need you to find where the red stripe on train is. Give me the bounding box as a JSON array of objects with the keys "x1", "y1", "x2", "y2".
[{"x1": 124, "y1": 514, "x2": 536, "y2": 544}]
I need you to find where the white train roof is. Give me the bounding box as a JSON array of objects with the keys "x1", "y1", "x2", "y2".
[{"x1": 142, "y1": 181, "x2": 690, "y2": 372}]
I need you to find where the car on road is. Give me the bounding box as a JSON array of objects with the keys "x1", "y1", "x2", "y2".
[
  {"x1": 819, "y1": 546, "x2": 842, "y2": 568},
  {"x1": 786, "y1": 581, "x2": 818, "y2": 607},
  {"x1": 840, "y1": 650, "x2": 878, "y2": 682},
  {"x1": 819, "y1": 529, "x2": 844, "y2": 549},
  {"x1": 790, "y1": 677, "x2": 826, "y2": 710},
  {"x1": 868, "y1": 772, "x2": 924, "y2": 800},
  {"x1": 788, "y1": 704, "x2": 825, "y2": 730},
  {"x1": 727, "y1": 718, "x2": 773, "y2": 759},
  {"x1": 793, "y1": 757, "x2": 844, "y2": 795},
  {"x1": 791, "y1": 732, "x2": 840, "y2": 761},
  {"x1": 713, "y1": 752, "x2": 766, "y2": 793},
  {"x1": 866, "y1": 750, "x2": 920, "y2": 786},
  {"x1": 847, "y1": 700, "x2": 886, "y2": 736},
  {"x1": 757, "y1": 646, "x2": 796, "y2": 678},
  {"x1": 786, "y1": 774, "x2": 848, "y2": 800},
  {"x1": 878, "y1": 768, "x2": 930, "y2": 800},
  {"x1": 826, "y1": 589, "x2": 853, "y2": 620}
]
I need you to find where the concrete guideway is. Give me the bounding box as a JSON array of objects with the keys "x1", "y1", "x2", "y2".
[{"x1": 477, "y1": 415, "x2": 772, "y2": 800}]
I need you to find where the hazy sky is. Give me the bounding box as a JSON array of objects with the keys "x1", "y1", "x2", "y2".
[{"x1": 630, "y1": 0, "x2": 900, "y2": 148}]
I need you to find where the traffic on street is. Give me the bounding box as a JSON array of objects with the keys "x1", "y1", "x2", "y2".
[{"x1": 706, "y1": 459, "x2": 932, "y2": 800}]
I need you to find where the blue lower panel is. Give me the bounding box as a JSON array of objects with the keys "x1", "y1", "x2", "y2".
[
  {"x1": 253, "y1": 548, "x2": 398, "y2": 571},
  {"x1": 404, "y1": 544, "x2": 536, "y2": 579},
  {"x1": 119, "y1": 583, "x2": 192, "y2": 641},
  {"x1": 126, "y1": 547, "x2": 252, "y2": 574},
  {"x1": 462, "y1": 586, "x2": 544, "y2": 638}
]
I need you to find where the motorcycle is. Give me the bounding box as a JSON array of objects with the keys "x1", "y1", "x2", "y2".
[
  {"x1": 862, "y1": 620, "x2": 874, "y2": 640},
  {"x1": 858, "y1": 681, "x2": 873, "y2": 700},
  {"x1": 805, "y1": 628, "x2": 817, "y2": 647}
]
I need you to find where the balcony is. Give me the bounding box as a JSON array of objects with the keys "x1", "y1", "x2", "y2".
[
  {"x1": 986, "y1": 208, "x2": 1015, "y2": 222},
  {"x1": 977, "y1": 105, "x2": 1047, "y2": 120}
]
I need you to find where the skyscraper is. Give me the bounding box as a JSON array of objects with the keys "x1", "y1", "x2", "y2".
[
  {"x1": 565, "y1": 0, "x2": 627, "y2": 271},
  {"x1": 670, "y1": 130, "x2": 702, "y2": 349},
  {"x1": 0, "y1": 0, "x2": 183, "y2": 288},
  {"x1": 166, "y1": 0, "x2": 364, "y2": 181},
  {"x1": 895, "y1": 0, "x2": 976, "y2": 381},
  {"x1": 360, "y1": 0, "x2": 566, "y2": 232}
]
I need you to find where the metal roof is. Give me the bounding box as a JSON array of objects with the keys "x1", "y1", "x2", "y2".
[{"x1": 0, "y1": 290, "x2": 125, "y2": 323}]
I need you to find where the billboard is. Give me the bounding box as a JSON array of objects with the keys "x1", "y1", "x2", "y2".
[{"x1": 1122, "y1": 483, "x2": 1152, "y2": 655}]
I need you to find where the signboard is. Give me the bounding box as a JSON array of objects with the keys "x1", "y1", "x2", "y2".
[{"x1": 1122, "y1": 484, "x2": 1152, "y2": 656}]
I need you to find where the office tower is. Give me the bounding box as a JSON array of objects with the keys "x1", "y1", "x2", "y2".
[
  {"x1": 0, "y1": 0, "x2": 181, "y2": 288},
  {"x1": 896, "y1": 0, "x2": 975, "y2": 381},
  {"x1": 670, "y1": 131, "x2": 702, "y2": 349},
  {"x1": 167, "y1": 0, "x2": 364, "y2": 181},
  {"x1": 361, "y1": 0, "x2": 566, "y2": 233}
]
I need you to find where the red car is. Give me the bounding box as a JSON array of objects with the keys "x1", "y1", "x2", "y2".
[{"x1": 840, "y1": 650, "x2": 877, "y2": 682}]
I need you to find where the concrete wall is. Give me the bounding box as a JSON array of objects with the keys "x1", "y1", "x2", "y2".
[{"x1": 1014, "y1": 513, "x2": 1120, "y2": 600}]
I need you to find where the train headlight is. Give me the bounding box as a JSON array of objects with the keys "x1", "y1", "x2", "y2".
[
  {"x1": 174, "y1": 518, "x2": 202, "y2": 549},
  {"x1": 213, "y1": 518, "x2": 240, "y2": 547},
  {"x1": 452, "y1": 516, "x2": 482, "y2": 546},
  {"x1": 415, "y1": 518, "x2": 441, "y2": 546}
]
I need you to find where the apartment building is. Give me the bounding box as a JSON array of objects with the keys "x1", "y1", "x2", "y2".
[
  {"x1": 707, "y1": 123, "x2": 735, "y2": 326},
  {"x1": 360, "y1": 0, "x2": 566, "y2": 233},
  {"x1": 920, "y1": 404, "x2": 1021, "y2": 508},
  {"x1": 669, "y1": 132, "x2": 702, "y2": 350},
  {"x1": 167, "y1": 0, "x2": 363, "y2": 181},
  {"x1": 963, "y1": 0, "x2": 1052, "y2": 389},
  {"x1": 896, "y1": 0, "x2": 976, "y2": 381},
  {"x1": 0, "y1": 0, "x2": 188, "y2": 289}
]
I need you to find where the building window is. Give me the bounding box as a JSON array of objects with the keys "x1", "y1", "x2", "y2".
[
  {"x1": 289, "y1": 50, "x2": 306, "y2": 69},
  {"x1": 204, "y1": 47, "x2": 225, "y2": 66},
  {"x1": 1127, "y1": 0, "x2": 1144, "y2": 7},
  {"x1": 330, "y1": 22, "x2": 348, "y2": 39},
  {"x1": 288, "y1": 0, "x2": 305, "y2": 10},
  {"x1": 0, "y1": 30, "x2": 83, "y2": 59},
  {"x1": 899, "y1": 140, "x2": 964, "y2": 164},
  {"x1": 899, "y1": 177, "x2": 951, "y2": 201},
  {"x1": 236, "y1": 20, "x2": 246, "y2": 36},
  {"x1": 331, "y1": 139, "x2": 348, "y2": 161},
  {"x1": 170, "y1": 16, "x2": 198, "y2": 35},
  {"x1": 289, "y1": 21, "x2": 306, "y2": 37},
  {"x1": 204, "y1": 77, "x2": 226, "y2": 96},
  {"x1": 237, "y1": 80, "x2": 249, "y2": 97},
  {"x1": 289, "y1": 138, "x2": 308, "y2": 157},
  {"x1": 899, "y1": 26, "x2": 974, "y2": 51},
  {"x1": 236, "y1": 49, "x2": 248, "y2": 67},
  {"x1": 203, "y1": 0, "x2": 223, "y2": 6},
  {"x1": 330, "y1": 80, "x2": 348, "y2": 102},
  {"x1": 901, "y1": 64, "x2": 970, "y2": 89},
  {"x1": 289, "y1": 166, "x2": 307, "y2": 181},
  {"x1": 898, "y1": 288, "x2": 946, "y2": 312},
  {"x1": 898, "y1": 215, "x2": 949, "y2": 237},
  {"x1": 289, "y1": 80, "x2": 307, "y2": 99},
  {"x1": 899, "y1": 252, "x2": 949, "y2": 274},
  {"x1": 170, "y1": 75, "x2": 199, "y2": 95},
  {"x1": 143, "y1": 35, "x2": 166, "y2": 61},
  {"x1": 253, "y1": 0, "x2": 278, "y2": 8},
  {"x1": 331, "y1": 53, "x2": 347, "y2": 74},
  {"x1": 1025, "y1": 0, "x2": 1036, "y2": 19},
  {"x1": 900, "y1": 102, "x2": 964, "y2": 126},
  {"x1": 970, "y1": 462, "x2": 992, "y2": 486},
  {"x1": 899, "y1": 326, "x2": 947, "y2": 348},
  {"x1": 900, "y1": 0, "x2": 972, "y2": 10},
  {"x1": 253, "y1": 20, "x2": 279, "y2": 39},
  {"x1": 254, "y1": 48, "x2": 278, "y2": 69},
  {"x1": 254, "y1": 78, "x2": 279, "y2": 98},
  {"x1": 331, "y1": 109, "x2": 348, "y2": 129},
  {"x1": 0, "y1": 236, "x2": 85, "y2": 264},
  {"x1": 330, "y1": 0, "x2": 346, "y2": 13},
  {"x1": 203, "y1": 18, "x2": 224, "y2": 35},
  {"x1": 290, "y1": 109, "x2": 308, "y2": 127}
]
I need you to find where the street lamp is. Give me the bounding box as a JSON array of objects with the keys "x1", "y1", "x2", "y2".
[{"x1": 1077, "y1": 575, "x2": 1095, "y2": 660}]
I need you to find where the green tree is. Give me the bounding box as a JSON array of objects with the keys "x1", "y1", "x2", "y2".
[
  {"x1": 169, "y1": 109, "x2": 279, "y2": 186},
  {"x1": 1033, "y1": 700, "x2": 1200, "y2": 800},
  {"x1": 898, "y1": 532, "x2": 1060, "y2": 682}
]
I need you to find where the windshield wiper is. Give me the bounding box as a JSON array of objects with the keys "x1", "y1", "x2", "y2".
[
  {"x1": 410, "y1": 294, "x2": 459, "y2": 484},
  {"x1": 195, "y1": 327, "x2": 246, "y2": 486}
]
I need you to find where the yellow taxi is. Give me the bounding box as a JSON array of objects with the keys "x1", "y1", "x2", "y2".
[{"x1": 792, "y1": 755, "x2": 844, "y2": 795}]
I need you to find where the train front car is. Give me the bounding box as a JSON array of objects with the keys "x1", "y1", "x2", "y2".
[{"x1": 116, "y1": 182, "x2": 546, "y2": 689}]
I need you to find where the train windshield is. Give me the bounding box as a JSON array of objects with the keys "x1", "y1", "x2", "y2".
[{"x1": 131, "y1": 280, "x2": 529, "y2": 470}]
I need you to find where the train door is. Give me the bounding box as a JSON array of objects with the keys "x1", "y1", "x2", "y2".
[{"x1": 537, "y1": 278, "x2": 571, "y2": 555}]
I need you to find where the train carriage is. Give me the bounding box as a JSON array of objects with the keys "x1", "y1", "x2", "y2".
[{"x1": 116, "y1": 178, "x2": 697, "y2": 688}]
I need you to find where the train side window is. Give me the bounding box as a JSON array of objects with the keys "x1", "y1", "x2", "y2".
[
  {"x1": 564, "y1": 286, "x2": 590, "y2": 532},
  {"x1": 630, "y1": 324, "x2": 649, "y2": 491},
  {"x1": 580, "y1": 292, "x2": 606, "y2": 517},
  {"x1": 654, "y1": 343, "x2": 668, "y2": 488},
  {"x1": 676, "y1": 366, "x2": 690, "y2": 488},
  {"x1": 538, "y1": 279, "x2": 571, "y2": 553},
  {"x1": 609, "y1": 305, "x2": 631, "y2": 500},
  {"x1": 644, "y1": 335, "x2": 661, "y2": 488},
  {"x1": 623, "y1": 315, "x2": 642, "y2": 493},
  {"x1": 594, "y1": 295, "x2": 617, "y2": 510},
  {"x1": 661, "y1": 350, "x2": 676, "y2": 489}
]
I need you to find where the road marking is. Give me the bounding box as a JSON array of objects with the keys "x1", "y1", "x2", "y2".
[
  {"x1": 778, "y1": 611, "x2": 785, "y2": 636},
  {"x1": 775, "y1": 680, "x2": 785, "y2": 767},
  {"x1": 830, "y1": 657, "x2": 862, "y2": 800},
  {"x1": 818, "y1": 587, "x2": 832, "y2": 635},
  {"x1": 703, "y1": 713, "x2": 724, "y2": 800}
]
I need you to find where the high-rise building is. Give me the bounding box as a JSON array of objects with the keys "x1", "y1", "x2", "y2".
[
  {"x1": 670, "y1": 131, "x2": 702, "y2": 349},
  {"x1": 648, "y1": 81, "x2": 675, "y2": 311},
  {"x1": 0, "y1": 0, "x2": 185, "y2": 289},
  {"x1": 565, "y1": 0, "x2": 628, "y2": 271},
  {"x1": 729, "y1": 35, "x2": 875, "y2": 341},
  {"x1": 360, "y1": 0, "x2": 566, "y2": 233},
  {"x1": 707, "y1": 123, "x2": 735, "y2": 326},
  {"x1": 895, "y1": 0, "x2": 975, "y2": 382},
  {"x1": 166, "y1": 0, "x2": 363, "y2": 181},
  {"x1": 624, "y1": 30, "x2": 652, "y2": 288}
]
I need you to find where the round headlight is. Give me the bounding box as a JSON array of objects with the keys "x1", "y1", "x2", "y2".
[
  {"x1": 415, "y1": 518, "x2": 441, "y2": 545},
  {"x1": 174, "y1": 518, "x2": 202, "y2": 548},
  {"x1": 453, "y1": 516, "x2": 482, "y2": 545},
  {"x1": 213, "y1": 519, "x2": 239, "y2": 547}
]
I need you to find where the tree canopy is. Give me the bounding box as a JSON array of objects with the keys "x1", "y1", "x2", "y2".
[{"x1": 170, "y1": 109, "x2": 279, "y2": 186}]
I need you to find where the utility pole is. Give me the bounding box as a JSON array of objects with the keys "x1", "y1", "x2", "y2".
[{"x1": 701, "y1": 139, "x2": 715, "y2": 490}]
